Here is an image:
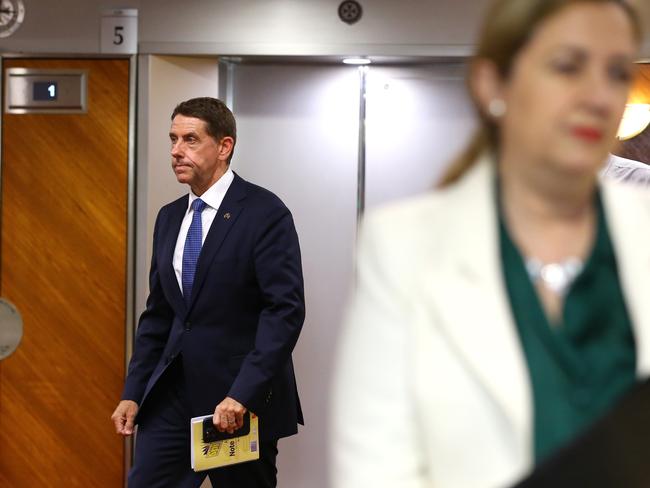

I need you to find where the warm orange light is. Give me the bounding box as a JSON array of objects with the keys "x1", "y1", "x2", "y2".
[{"x1": 617, "y1": 104, "x2": 650, "y2": 141}]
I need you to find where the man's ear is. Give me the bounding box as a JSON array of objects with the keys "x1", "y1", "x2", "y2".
[
  {"x1": 218, "y1": 136, "x2": 235, "y2": 162},
  {"x1": 470, "y1": 58, "x2": 506, "y2": 119}
]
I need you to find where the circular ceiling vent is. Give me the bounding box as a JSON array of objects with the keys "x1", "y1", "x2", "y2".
[{"x1": 338, "y1": 1, "x2": 362, "y2": 25}]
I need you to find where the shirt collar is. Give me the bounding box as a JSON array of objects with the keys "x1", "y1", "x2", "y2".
[{"x1": 187, "y1": 168, "x2": 235, "y2": 212}]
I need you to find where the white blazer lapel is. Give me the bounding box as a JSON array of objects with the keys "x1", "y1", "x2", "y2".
[
  {"x1": 422, "y1": 158, "x2": 532, "y2": 458},
  {"x1": 602, "y1": 182, "x2": 650, "y2": 376}
]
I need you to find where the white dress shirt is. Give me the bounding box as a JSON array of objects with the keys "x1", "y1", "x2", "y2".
[{"x1": 172, "y1": 169, "x2": 235, "y2": 293}]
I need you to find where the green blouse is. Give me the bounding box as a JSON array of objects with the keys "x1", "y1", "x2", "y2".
[{"x1": 499, "y1": 193, "x2": 637, "y2": 463}]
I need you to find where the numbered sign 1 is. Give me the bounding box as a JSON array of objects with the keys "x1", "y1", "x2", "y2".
[{"x1": 100, "y1": 8, "x2": 138, "y2": 54}]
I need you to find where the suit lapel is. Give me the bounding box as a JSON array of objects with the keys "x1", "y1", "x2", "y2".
[
  {"x1": 159, "y1": 197, "x2": 188, "y2": 316},
  {"x1": 602, "y1": 182, "x2": 650, "y2": 376},
  {"x1": 423, "y1": 158, "x2": 532, "y2": 458},
  {"x1": 187, "y1": 173, "x2": 247, "y2": 311}
]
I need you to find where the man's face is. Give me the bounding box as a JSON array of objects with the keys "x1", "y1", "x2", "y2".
[{"x1": 169, "y1": 115, "x2": 232, "y2": 194}]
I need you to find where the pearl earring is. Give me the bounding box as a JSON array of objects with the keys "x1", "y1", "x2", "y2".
[{"x1": 488, "y1": 98, "x2": 507, "y2": 118}]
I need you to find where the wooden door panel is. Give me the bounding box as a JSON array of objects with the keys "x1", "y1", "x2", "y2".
[{"x1": 1, "y1": 59, "x2": 129, "y2": 486}]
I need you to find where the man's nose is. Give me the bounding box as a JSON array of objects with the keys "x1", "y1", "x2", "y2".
[{"x1": 171, "y1": 140, "x2": 183, "y2": 157}]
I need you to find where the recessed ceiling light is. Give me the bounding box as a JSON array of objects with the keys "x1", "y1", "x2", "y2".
[{"x1": 343, "y1": 57, "x2": 371, "y2": 65}]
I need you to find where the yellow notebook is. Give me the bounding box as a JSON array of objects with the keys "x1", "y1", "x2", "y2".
[{"x1": 190, "y1": 412, "x2": 260, "y2": 472}]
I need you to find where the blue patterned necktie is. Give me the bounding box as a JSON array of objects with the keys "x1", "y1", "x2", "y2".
[{"x1": 182, "y1": 198, "x2": 207, "y2": 305}]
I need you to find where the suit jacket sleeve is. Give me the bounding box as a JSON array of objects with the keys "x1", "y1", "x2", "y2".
[
  {"x1": 227, "y1": 203, "x2": 305, "y2": 409},
  {"x1": 121, "y1": 209, "x2": 174, "y2": 404}
]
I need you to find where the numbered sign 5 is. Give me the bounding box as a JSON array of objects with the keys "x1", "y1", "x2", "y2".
[
  {"x1": 100, "y1": 9, "x2": 138, "y2": 54},
  {"x1": 114, "y1": 26, "x2": 124, "y2": 45}
]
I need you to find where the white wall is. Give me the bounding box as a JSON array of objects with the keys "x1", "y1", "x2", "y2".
[
  {"x1": 364, "y1": 64, "x2": 476, "y2": 208},
  {"x1": 229, "y1": 63, "x2": 360, "y2": 488},
  {"x1": 0, "y1": 0, "x2": 140, "y2": 53},
  {"x1": 137, "y1": 0, "x2": 487, "y2": 55},
  {"x1": 2, "y1": 0, "x2": 649, "y2": 57},
  {"x1": 135, "y1": 55, "x2": 220, "y2": 315}
]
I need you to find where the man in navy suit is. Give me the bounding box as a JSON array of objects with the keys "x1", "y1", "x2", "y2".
[{"x1": 111, "y1": 97, "x2": 305, "y2": 487}]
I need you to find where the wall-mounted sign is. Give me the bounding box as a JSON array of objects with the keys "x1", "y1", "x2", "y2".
[
  {"x1": 4, "y1": 68, "x2": 87, "y2": 114},
  {"x1": 0, "y1": 0, "x2": 25, "y2": 38},
  {"x1": 100, "y1": 8, "x2": 138, "y2": 54},
  {"x1": 33, "y1": 81, "x2": 58, "y2": 101}
]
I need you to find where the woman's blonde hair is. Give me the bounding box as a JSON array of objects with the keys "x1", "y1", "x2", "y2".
[{"x1": 438, "y1": 0, "x2": 643, "y2": 188}]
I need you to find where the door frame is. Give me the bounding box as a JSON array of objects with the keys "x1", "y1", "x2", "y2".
[{"x1": 0, "y1": 53, "x2": 137, "y2": 487}]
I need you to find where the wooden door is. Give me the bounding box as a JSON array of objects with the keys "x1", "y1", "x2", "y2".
[{"x1": 0, "y1": 59, "x2": 129, "y2": 486}]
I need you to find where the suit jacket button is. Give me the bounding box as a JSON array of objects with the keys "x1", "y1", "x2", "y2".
[{"x1": 184, "y1": 321, "x2": 191, "y2": 331}]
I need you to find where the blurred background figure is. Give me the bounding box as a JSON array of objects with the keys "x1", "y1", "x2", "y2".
[
  {"x1": 602, "y1": 153, "x2": 650, "y2": 185},
  {"x1": 330, "y1": 0, "x2": 650, "y2": 487}
]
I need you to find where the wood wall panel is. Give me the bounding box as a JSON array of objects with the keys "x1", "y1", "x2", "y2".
[{"x1": 0, "y1": 59, "x2": 129, "y2": 486}]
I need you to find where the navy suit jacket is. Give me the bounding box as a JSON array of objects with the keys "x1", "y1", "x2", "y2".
[{"x1": 122, "y1": 173, "x2": 305, "y2": 441}]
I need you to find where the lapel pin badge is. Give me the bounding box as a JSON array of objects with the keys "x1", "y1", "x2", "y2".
[{"x1": 223, "y1": 212, "x2": 231, "y2": 220}]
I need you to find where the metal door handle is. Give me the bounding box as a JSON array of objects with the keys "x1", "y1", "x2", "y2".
[{"x1": 0, "y1": 298, "x2": 22, "y2": 360}]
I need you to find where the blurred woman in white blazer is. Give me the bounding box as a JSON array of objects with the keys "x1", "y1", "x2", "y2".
[{"x1": 331, "y1": 1, "x2": 650, "y2": 487}]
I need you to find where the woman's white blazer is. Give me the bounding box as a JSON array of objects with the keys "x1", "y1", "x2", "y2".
[{"x1": 330, "y1": 158, "x2": 650, "y2": 488}]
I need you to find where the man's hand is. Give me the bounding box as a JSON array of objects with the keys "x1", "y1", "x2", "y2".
[
  {"x1": 111, "y1": 400, "x2": 139, "y2": 436},
  {"x1": 213, "y1": 397, "x2": 247, "y2": 434}
]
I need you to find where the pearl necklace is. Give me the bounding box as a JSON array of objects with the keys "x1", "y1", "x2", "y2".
[{"x1": 525, "y1": 257, "x2": 584, "y2": 296}]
